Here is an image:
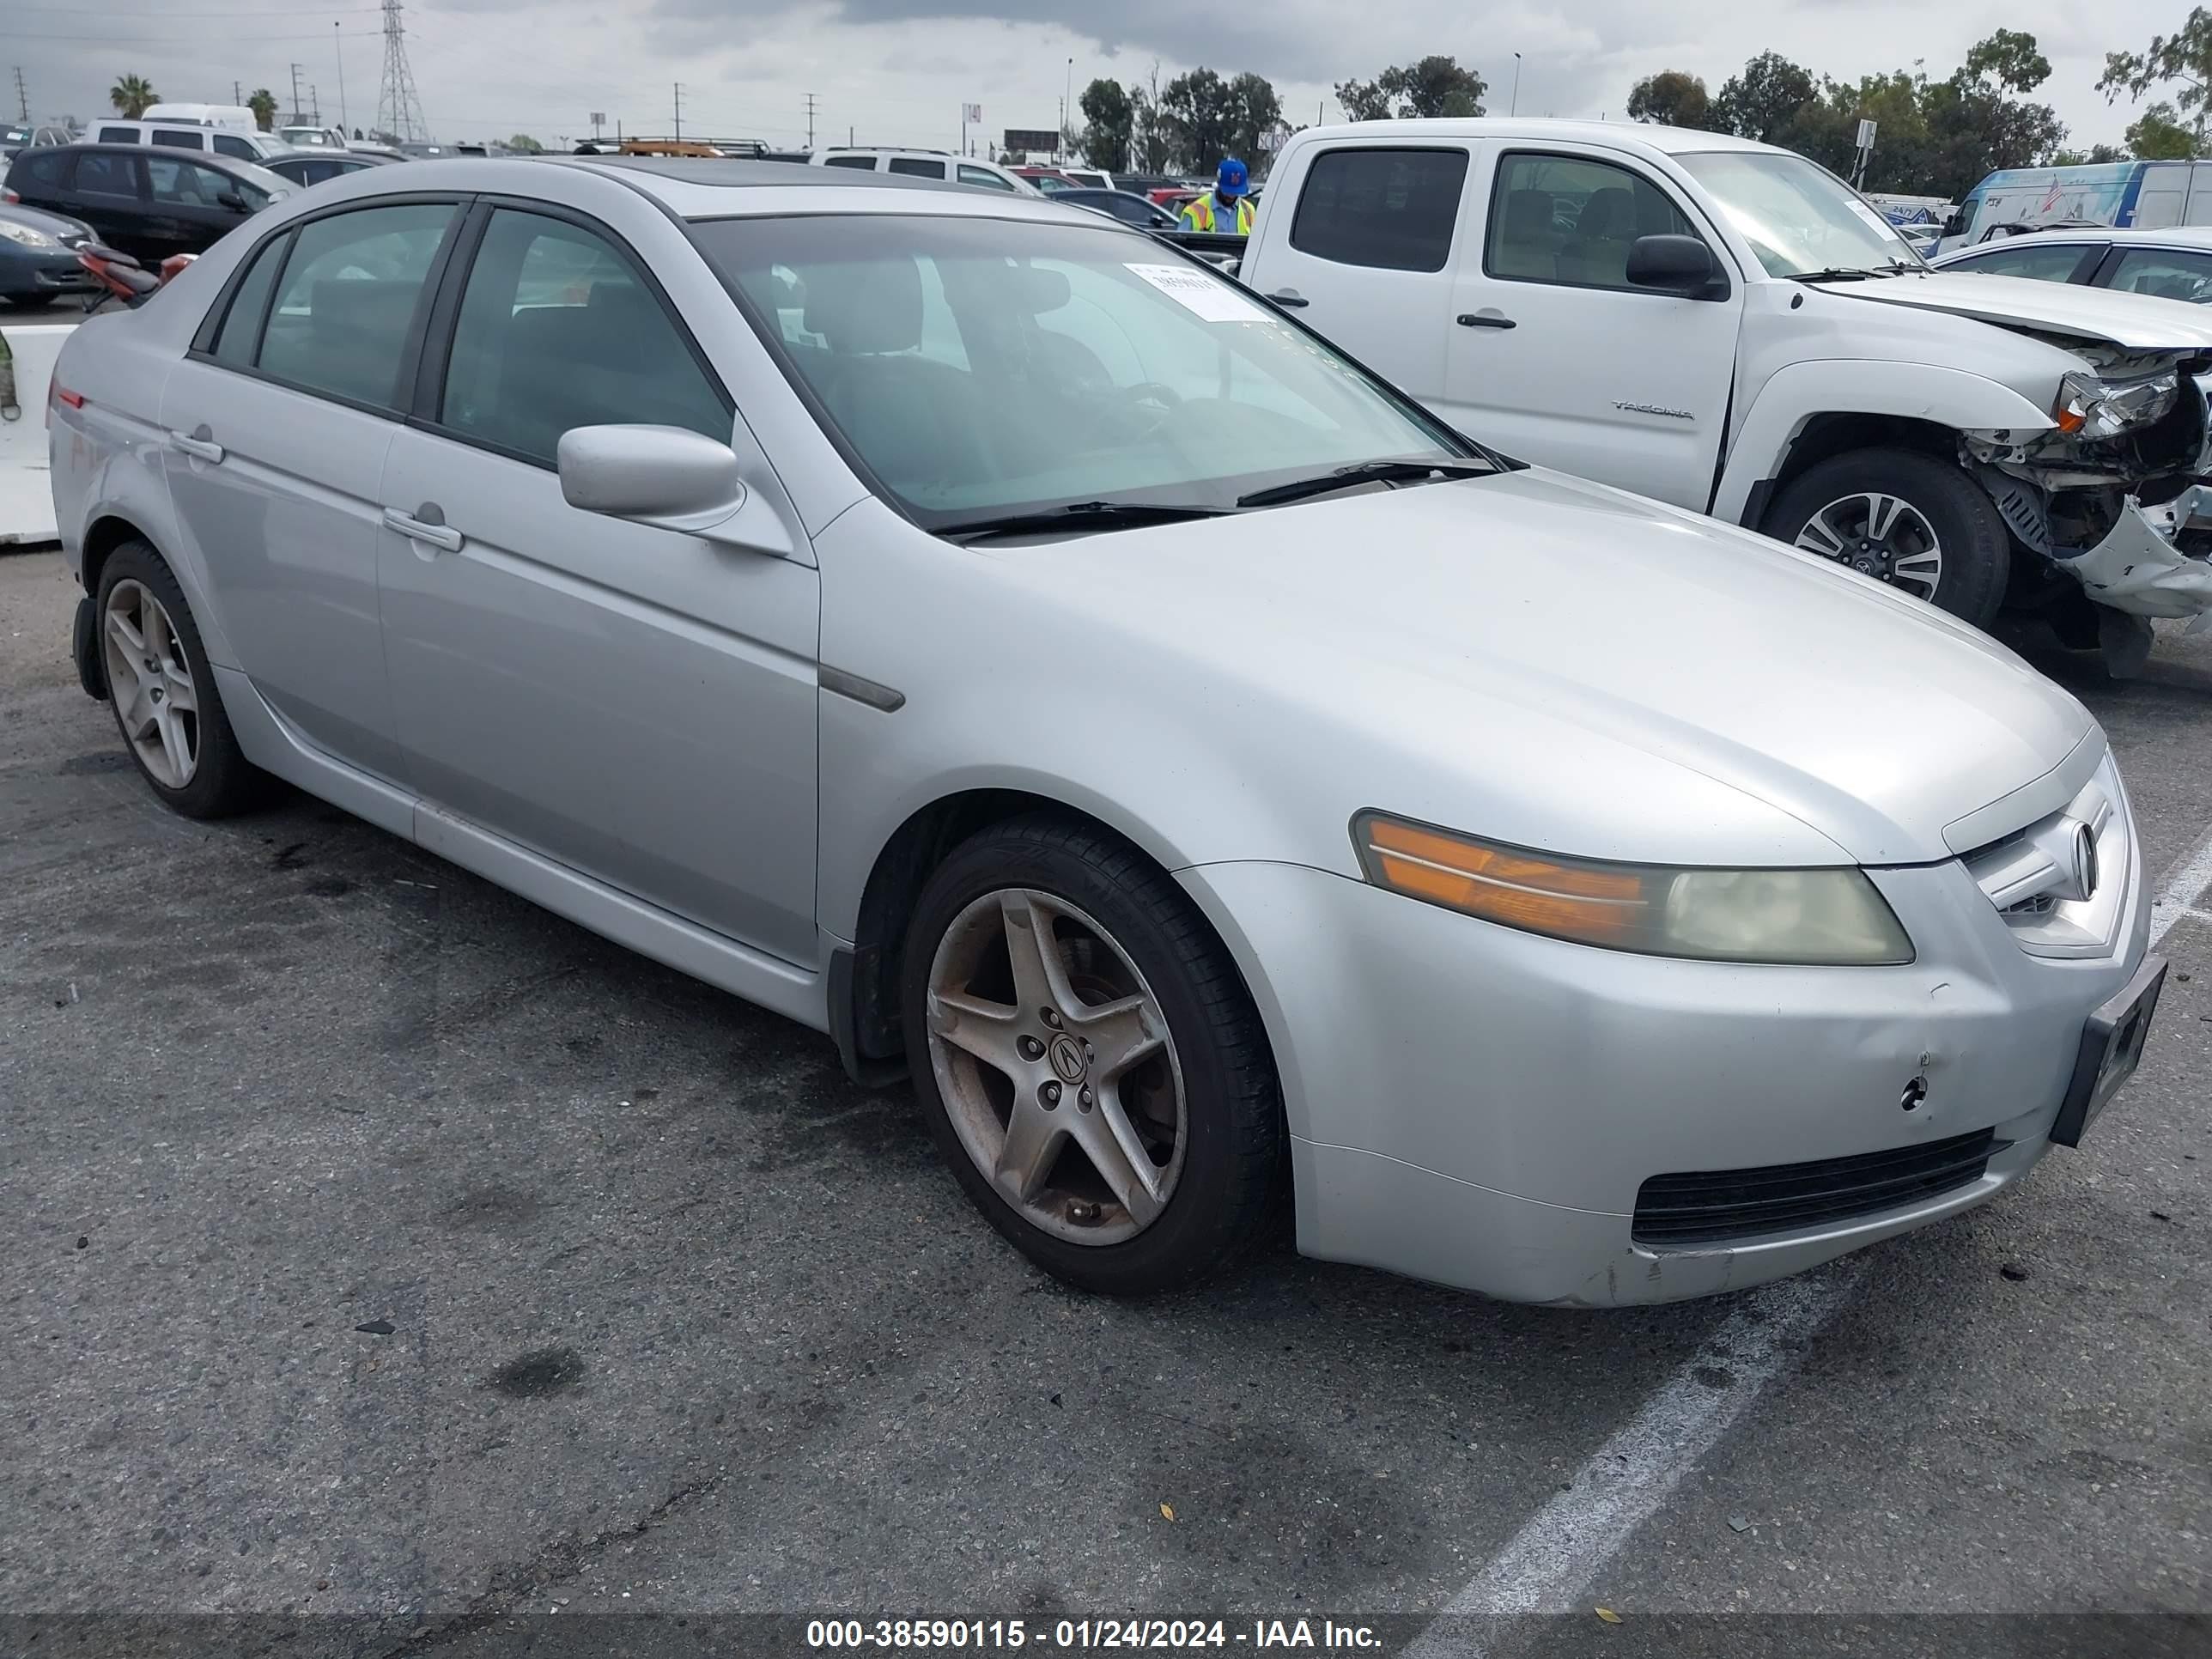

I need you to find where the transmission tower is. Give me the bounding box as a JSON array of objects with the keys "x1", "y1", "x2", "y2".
[
  {"x1": 374, "y1": 0, "x2": 429, "y2": 143},
  {"x1": 15, "y1": 68, "x2": 30, "y2": 124}
]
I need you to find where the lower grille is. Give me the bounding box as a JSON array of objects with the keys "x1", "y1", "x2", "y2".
[{"x1": 1632, "y1": 1128, "x2": 2002, "y2": 1247}]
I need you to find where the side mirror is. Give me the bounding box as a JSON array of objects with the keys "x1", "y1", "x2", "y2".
[
  {"x1": 557, "y1": 423, "x2": 762, "y2": 544},
  {"x1": 216, "y1": 191, "x2": 251, "y2": 213},
  {"x1": 1626, "y1": 234, "x2": 1727, "y2": 299},
  {"x1": 1942, "y1": 210, "x2": 1965, "y2": 236}
]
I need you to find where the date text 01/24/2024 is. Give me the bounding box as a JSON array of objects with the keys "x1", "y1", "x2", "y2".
[{"x1": 805, "y1": 1619, "x2": 1383, "y2": 1650}]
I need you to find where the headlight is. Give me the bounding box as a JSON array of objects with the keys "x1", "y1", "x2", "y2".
[
  {"x1": 1352, "y1": 813, "x2": 1914, "y2": 965},
  {"x1": 0, "y1": 220, "x2": 56, "y2": 249},
  {"x1": 2053, "y1": 369, "x2": 2179, "y2": 439}
]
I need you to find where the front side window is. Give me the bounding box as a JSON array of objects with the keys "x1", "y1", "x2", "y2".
[
  {"x1": 258, "y1": 202, "x2": 456, "y2": 408},
  {"x1": 1943, "y1": 241, "x2": 2100, "y2": 283},
  {"x1": 1677, "y1": 149, "x2": 1918, "y2": 277},
  {"x1": 697, "y1": 213, "x2": 1474, "y2": 526},
  {"x1": 1487, "y1": 153, "x2": 1698, "y2": 289},
  {"x1": 889, "y1": 156, "x2": 946, "y2": 179},
  {"x1": 958, "y1": 165, "x2": 1018, "y2": 192},
  {"x1": 2105, "y1": 246, "x2": 2212, "y2": 303},
  {"x1": 148, "y1": 158, "x2": 231, "y2": 207},
  {"x1": 1289, "y1": 148, "x2": 1468, "y2": 272},
  {"x1": 150, "y1": 130, "x2": 204, "y2": 149},
  {"x1": 74, "y1": 154, "x2": 139, "y2": 198},
  {"x1": 438, "y1": 209, "x2": 731, "y2": 465}
]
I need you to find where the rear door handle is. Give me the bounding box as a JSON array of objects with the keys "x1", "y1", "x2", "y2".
[
  {"x1": 1265, "y1": 289, "x2": 1310, "y2": 307},
  {"x1": 1455, "y1": 312, "x2": 1516, "y2": 329},
  {"x1": 167, "y1": 427, "x2": 224, "y2": 463},
  {"x1": 383, "y1": 504, "x2": 464, "y2": 553}
]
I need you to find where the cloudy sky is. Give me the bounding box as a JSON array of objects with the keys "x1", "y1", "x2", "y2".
[{"x1": 6, "y1": 0, "x2": 2193, "y2": 155}]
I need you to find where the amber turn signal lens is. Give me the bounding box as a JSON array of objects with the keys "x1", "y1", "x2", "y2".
[{"x1": 1359, "y1": 816, "x2": 1650, "y2": 944}]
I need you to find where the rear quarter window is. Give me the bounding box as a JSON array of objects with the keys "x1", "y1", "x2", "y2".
[{"x1": 1289, "y1": 147, "x2": 1470, "y2": 272}]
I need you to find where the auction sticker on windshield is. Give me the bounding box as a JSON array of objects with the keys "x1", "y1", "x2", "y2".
[{"x1": 1126, "y1": 263, "x2": 1269, "y2": 323}]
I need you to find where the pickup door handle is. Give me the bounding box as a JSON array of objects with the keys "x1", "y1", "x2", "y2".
[
  {"x1": 1455, "y1": 312, "x2": 1516, "y2": 330},
  {"x1": 1265, "y1": 289, "x2": 1310, "y2": 307},
  {"x1": 167, "y1": 428, "x2": 224, "y2": 463},
  {"x1": 383, "y1": 504, "x2": 464, "y2": 553}
]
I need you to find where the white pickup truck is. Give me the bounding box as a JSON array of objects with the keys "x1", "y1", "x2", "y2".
[{"x1": 1237, "y1": 118, "x2": 2212, "y2": 663}]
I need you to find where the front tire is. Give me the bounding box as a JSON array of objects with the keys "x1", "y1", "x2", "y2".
[
  {"x1": 95, "y1": 539, "x2": 266, "y2": 817},
  {"x1": 1762, "y1": 447, "x2": 2010, "y2": 627},
  {"x1": 900, "y1": 815, "x2": 1283, "y2": 1296}
]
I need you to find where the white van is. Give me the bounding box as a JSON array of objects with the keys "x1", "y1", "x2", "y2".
[
  {"x1": 808, "y1": 148, "x2": 1037, "y2": 194},
  {"x1": 140, "y1": 102, "x2": 259, "y2": 131},
  {"x1": 87, "y1": 118, "x2": 291, "y2": 164}
]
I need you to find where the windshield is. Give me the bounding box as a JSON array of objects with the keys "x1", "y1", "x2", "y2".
[
  {"x1": 690, "y1": 214, "x2": 1475, "y2": 527},
  {"x1": 1677, "y1": 150, "x2": 1921, "y2": 278}
]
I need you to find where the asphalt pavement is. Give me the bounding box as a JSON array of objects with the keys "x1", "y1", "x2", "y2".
[{"x1": 3, "y1": 546, "x2": 2209, "y2": 1659}]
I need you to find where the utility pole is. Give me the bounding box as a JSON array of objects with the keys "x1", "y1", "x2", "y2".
[
  {"x1": 335, "y1": 20, "x2": 347, "y2": 136},
  {"x1": 289, "y1": 62, "x2": 305, "y2": 125},
  {"x1": 804, "y1": 91, "x2": 817, "y2": 149},
  {"x1": 672, "y1": 82, "x2": 683, "y2": 142},
  {"x1": 19, "y1": 69, "x2": 33, "y2": 123},
  {"x1": 311, "y1": 82, "x2": 320, "y2": 125},
  {"x1": 232, "y1": 79, "x2": 242, "y2": 108},
  {"x1": 1510, "y1": 52, "x2": 1522, "y2": 117}
]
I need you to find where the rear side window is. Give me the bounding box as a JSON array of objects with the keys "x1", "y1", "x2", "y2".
[
  {"x1": 436, "y1": 208, "x2": 730, "y2": 465},
  {"x1": 210, "y1": 231, "x2": 290, "y2": 365},
  {"x1": 97, "y1": 127, "x2": 140, "y2": 144},
  {"x1": 889, "y1": 156, "x2": 946, "y2": 179},
  {"x1": 1289, "y1": 148, "x2": 1468, "y2": 272},
  {"x1": 211, "y1": 132, "x2": 257, "y2": 160},
  {"x1": 2105, "y1": 246, "x2": 2212, "y2": 302},
  {"x1": 257, "y1": 202, "x2": 455, "y2": 408},
  {"x1": 151, "y1": 130, "x2": 204, "y2": 149},
  {"x1": 958, "y1": 164, "x2": 1018, "y2": 191},
  {"x1": 74, "y1": 154, "x2": 139, "y2": 198},
  {"x1": 1945, "y1": 241, "x2": 2100, "y2": 284},
  {"x1": 823, "y1": 155, "x2": 876, "y2": 170}
]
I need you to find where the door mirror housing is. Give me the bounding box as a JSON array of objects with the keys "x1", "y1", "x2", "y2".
[
  {"x1": 557, "y1": 423, "x2": 761, "y2": 544},
  {"x1": 216, "y1": 191, "x2": 251, "y2": 213},
  {"x1": 1626, "y1": 234, "x2": 1729, "y2": 300}
]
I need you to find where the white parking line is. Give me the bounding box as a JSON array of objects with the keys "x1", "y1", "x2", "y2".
[{"x1": 1404, "y1": 819, "x2": 2212, "y2": 1656}]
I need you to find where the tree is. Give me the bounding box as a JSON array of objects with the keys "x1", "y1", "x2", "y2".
[
  {"x1": 1626, "y1": 70, "x2": 1712, "y2": 129},
  {"x1": 1223, "y1": 70, "x2": 1282, "y2": 164},
  {"x1": 1159, "y1": 67, "x2": 1233, "y2": 171},
  {"x1": 246, "y1": 88, "x2": 277, "y2": 132},
  {"x1": 2128, "y1": 102, "x2": 2201, "y2": 158},
  {"x1": 2051, "y1": 143, "x2": 2130, "y2": 165},
  {"x1": 1712, "y1": 51, "x2": 1815, "y2": 143},
  {"x1": 1963, "y1": 27, "x2": 2051, "y2": 94},
  {"x1": 109, "y1": 73, "x2": 158, "y2": 118},
  {"x1": 1079, "y1": 77, "x2": 1133, "y2": 172},
  {"x1": 1336, "y1": 56, "x2": 1486, "y2": 120},
  {"x1": 506, "y1": 133, "x2": 544, "y2": 153},
  {"x1": 2100, "y1": 7, "x2": 2212, "y2": 137}
]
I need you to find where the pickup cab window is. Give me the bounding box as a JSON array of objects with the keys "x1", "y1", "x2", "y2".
[
  {"x1": 1288, "y1": 148, "x2": 1468, "y2": 272},
  {"x1": 1486, "y1": 154, "x2": 1698, "y2": 289}
]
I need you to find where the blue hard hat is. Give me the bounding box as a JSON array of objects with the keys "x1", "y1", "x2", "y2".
[{"x1": 1216, "y1": 157, "x2": 1249, "y2": 197}]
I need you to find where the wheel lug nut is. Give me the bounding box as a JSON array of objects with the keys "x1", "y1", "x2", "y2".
[
  {"x1": 1040, "y1": 1008, "x2": 1062, "y2": 1030},
  {"x1": 1078, "y1": 1087, "x2": 1093, "y2": 1111},
  {"x1": 1040, "y1": 1080, "x2": 1061, "y2": 1107},
  {"x1": 1018, "y1": 1036, "x2": 1044, "y2": 1061}
]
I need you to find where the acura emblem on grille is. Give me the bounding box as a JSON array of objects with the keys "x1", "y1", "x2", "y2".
[{"x1": 2070, "y1": 822, "x2": 2099, "y2": 902}]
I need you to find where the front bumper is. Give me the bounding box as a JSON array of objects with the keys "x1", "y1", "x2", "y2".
[
  {"x1": 2054, "y1": 489, "x2": 2212, "y2": 624},
  {"x1": 1179, "y1": 831, "x2": 2149, "y2": 1306},
  {"x1": 0, "y1": 246, "x2": 94, "y2": 299}
]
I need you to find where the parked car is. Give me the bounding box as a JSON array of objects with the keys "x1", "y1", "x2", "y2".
[
  {"x1": 3, "y1": 144, "x2": 289, "y2": 264},
  {"x1": 1058, "y1": 167, "x2": 1112, "y2": 191},
  {"x1": 1052, "y1": 187, "x2": 1180, "y2": 229},
  {"x1": 1240, "y1": 118, "x2": 2212, "y2": 659},
  {"x1": 1011, "y1": 166, "x2": 1079, "y2": 191},
  {"x1": 808, "y1": 148, "x2": 1036, "y2": 193},
  {"x1": 48, "y1": 156, "x2": 2162, "y2": 1305},
  {"x1": 0, "y1": 201, "x2": 96, "y2": 307},
  {"x1": 1932, "y1": 224, "x2": 2212, "y2": 305},
  {"x1": 278, "y1": 125, "x2": 349, "y2": 151},
  {"x1": 264, "y1": 150, "x2": 397, "y2": 190},
  {"x1": 85, "y1": 118, "x2": 292, "y2": 165}
]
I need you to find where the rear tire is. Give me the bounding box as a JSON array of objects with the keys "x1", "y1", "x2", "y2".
[
  {"x1": 94, "y1": 539, "x2": 268, "y2": 818},
  {"x1": 900, "y1": 815, "x2": 1283, "y2": 1296},
  {"x1": 1761, "y1": 447, "x2": 2010, "y2": 627}
]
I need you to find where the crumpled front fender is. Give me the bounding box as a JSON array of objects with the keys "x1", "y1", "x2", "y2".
[{"x1": 2053, "y1": 489, "x2": 2212, "y2": 622}]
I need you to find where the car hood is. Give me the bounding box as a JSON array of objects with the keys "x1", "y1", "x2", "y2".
[
  {"x1": 0, "y1": 202, "x2": 91, "y2": 244},
  {"x1": 1008, "y1": 468, "x2": 2095, "y2": 868},
  {"x1": 1838, "y1": 270, "x2": 2212, "y2": 351}
]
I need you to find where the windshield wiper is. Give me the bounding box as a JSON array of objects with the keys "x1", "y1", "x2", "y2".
[
  {"x1": 1788, "y1": 266, "x2": 1877, "y2": 283},
  {"x1": 934, "y1": 500, "x2": 1233, "y2": 542},
  {"x1": 1237, "y1": 457, "x2": 1490, "y2": 509}
]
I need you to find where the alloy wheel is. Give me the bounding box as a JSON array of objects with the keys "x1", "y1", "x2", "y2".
[
  {"x1": 924, "y1": 888, "x2": 1188, "y2": 1247},
  {"x1": 103, "y1": 578, "x2": 199, "y2": 788},
  {"x1": 1793, "y1": 491, "x2": 1944, "y2": 600}
]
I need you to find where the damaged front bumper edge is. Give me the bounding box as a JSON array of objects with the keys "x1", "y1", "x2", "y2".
[{"x1": 2053, "y1": 484, "x2": 2212, "y2": 629}]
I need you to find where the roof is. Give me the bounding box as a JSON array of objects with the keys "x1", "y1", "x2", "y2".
[
  {"x1": 533, "y1": 155, "x2": 1087, "y2": 222},
  {"x1": 1285, "y1": 116, "x2": 1778, "y2": 158},
  {"x1": 14, "y1": 141, "x2": 276, "y2": 178},
  {"x1": 1969, "y1": 224, "x2": 2212, "y2": 249}
]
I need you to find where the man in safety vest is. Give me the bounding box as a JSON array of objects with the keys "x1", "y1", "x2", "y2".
[{"x1": 1180, "y1": 157, "x2": 1255, "y2": 234}]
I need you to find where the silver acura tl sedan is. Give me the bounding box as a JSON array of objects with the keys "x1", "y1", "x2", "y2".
[{"x1": 47, "y1": 159, "x2": 2165, "y2": 1304}]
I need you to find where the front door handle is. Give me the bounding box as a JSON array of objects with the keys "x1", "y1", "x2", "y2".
[
  {"x1": 1455, "y1": 312, "x2": 1516, "y2": 330},
  {"x1": 167, "y1": 426, "x2": 224, "y2": 463},
  {"x1": 1265, "y1": 288, "x2": 1310, "y2": 307},
  {"x1": 383, "y1": 503, "x2": 464, "y2": 553}
]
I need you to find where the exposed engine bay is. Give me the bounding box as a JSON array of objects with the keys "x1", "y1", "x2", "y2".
[{"x1": 1962, "y1": 335, "x2": 2212, "y2": 628}]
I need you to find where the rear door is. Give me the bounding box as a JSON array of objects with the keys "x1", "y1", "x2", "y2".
[
  {"x1": 1246, "y1": 140, "x2": 1474, "y2": 406},
  {"x1": 158, "y1": 198, "x2": 465, "y2": 783},
  {"x1": 2094, "y1": 242, "x2": 2212, "y2": 303},
  {"x1": 65, "y1": 151, "x2": 151, "y2": 255},
  {"x1": 143, "y1": 155, "x2": 240, "y2": 258},
  {"x1": 374, "y1": 201, "x2": 820, "y2": 962}
]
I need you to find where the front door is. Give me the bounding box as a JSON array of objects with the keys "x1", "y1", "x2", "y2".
[
  {"x1": 143, "y1": 155, "x2": 240, "y2": 260},
  {"x1": 1443, "y1": 148, "x2": 1742, "y2": 511},
  {"x1": 375, "y1": 204, "x2": 822, "y2": 963},
  {"x1": 158, "y1": 199, "x2": 463, "y2": 782}
]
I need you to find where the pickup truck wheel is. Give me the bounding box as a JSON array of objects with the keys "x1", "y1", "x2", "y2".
[
  {"x1": 1762, "y1": 448, "x2": 2008, "y2": 627},
  {"x1": 902, "y1": 815, "x2": 1283, "y2": 1296}
]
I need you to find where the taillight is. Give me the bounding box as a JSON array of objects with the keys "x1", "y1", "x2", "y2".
[
  {"x1": 54, "y1": 384, "x2": 85, "y2": 409},
  {"x1": 1, "y1": 188, "x2": 17, "y2": 204}
]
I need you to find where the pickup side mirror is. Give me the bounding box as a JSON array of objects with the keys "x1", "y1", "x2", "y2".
[
  {"x1": 557, "y1": 423, "x2": 766, "y2": 546},
  {"x1": 1626, "y1": 234, "x2": 1729, "y2": 301}
]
